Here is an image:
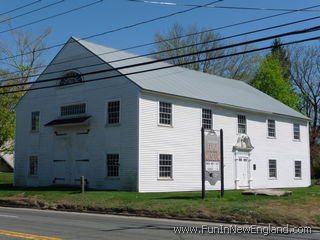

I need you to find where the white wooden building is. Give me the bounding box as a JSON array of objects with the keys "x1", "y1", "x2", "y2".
[{"x1": 14, "y1": 37, "x2": 311, "y2": 192}]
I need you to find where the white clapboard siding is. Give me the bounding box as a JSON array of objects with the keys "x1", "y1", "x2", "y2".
[{"x1": 138, "y1": 92, "x2": 310, "y2": 192}]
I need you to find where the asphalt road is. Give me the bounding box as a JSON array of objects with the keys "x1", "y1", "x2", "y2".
[{"x1": 0, "y1": 207, "x2": 319, "y2": 240}]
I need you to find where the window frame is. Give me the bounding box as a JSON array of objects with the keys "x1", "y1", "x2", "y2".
[
  {"x1": 237, "y1": 114, "x2": 247, "y2": 134},
  {"x1": 267, "y1": 119, "x2": 276, "y2": 138},
  {"x1": 158, "y1": 101, "x2": 173, "y2": 127},
  {"x1": 106, "y1": 153, "x2": 120, "y2": 178},
  {"x1": 106, "y1": 99, "x2": 121, "y2": 125},
  {"x1": 202, "y1": 108, "x2": 213, "y2": 130},
  {"x1": 158, "y1": 153, "x2": 173, "y2": 180},
  {"x1": 294, "y1": 160, "x2": 302, "y2": 179},
  {"x1": 31, "y1": 111, "x2": 40, "y2": 132},
  {"x1": 60, "y1": 103, "x2": 86, "y2": 117},
  {"x1": 29, "y1": 156, "x2": 38, "y2": 177},
  {"x1": 59, "y1": 70, "x2": 83, "y2": 87},
  {"x1": 293, "y1": 123, "x2": 301, "y2": 141},
  {"x1": 268, "y1": 159, "x2": 277, "y2": 179}
]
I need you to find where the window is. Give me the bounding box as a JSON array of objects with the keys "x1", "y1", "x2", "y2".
[
  {"x1": 107, "y1": 101, "x2": 120, "y2": 124},
  {"x1": 267, "y1": 119, "x2": 276, "y2": 137},
  {"x1": 237, "y1": 115, "x2": 246, "y2": 134},
  {"x1": 268, "y1": 159, "x2": 277, "y2": 178},
  {"x1": 29, "y1": 156, "x2": 38, "y2": 176},
  {"x1": 295, "y1": 161, "x2": 302, "y2": 178},
  {"x1": 106, "y1": 154, "x2": 119, "y2": 177},
  {"x1": 31, "y1": 111, "x2": 40, "y2": 131},
  {"x1": 159, "y1": 154, "x2": 172, "y2": 178},
  {"x1": 293, "y1": 123, "x2": 300, "y2": 140},
  {"x1": 60, "y1": 103, "x2": 86, "y2": 116},
  {"x1": 60, "y1": 71, "x2": 83, "y2": 86},
  {"x1": 159, "y1": 102, "x2": 172, "y2": 125},
  {"x1": 202, "y1": 108, "x2": 212, "y2": 129}
]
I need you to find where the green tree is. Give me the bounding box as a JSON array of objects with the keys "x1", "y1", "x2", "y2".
[
  {"x1": 271, "y1": 38, "x2": 291, "y2": 79},
  {"x1": 250, "y1": 54, "x2": 299, "y2": 110},
  {"x1": 0, "y1": 23, "x2": 51, "y2": 153}
]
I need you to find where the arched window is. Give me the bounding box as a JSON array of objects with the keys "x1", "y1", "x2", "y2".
[{"x1": 60, "y1": 71, "x2": 83, "y2": 86}]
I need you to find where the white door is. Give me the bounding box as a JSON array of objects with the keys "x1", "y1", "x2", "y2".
[{"x1": 238, "y1": 157, "x2": 249, "y2": 187}]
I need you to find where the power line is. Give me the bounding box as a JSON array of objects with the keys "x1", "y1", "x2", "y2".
[
  {"x1": 0, "y1": 0, "x2": 42, "y2": 17},
  {"x1": 0, "y1": 0, "x2": 221, "y2": 62},
  {"x1": 2, "y1": 0, "x2": 319, "y2": 64},
  {"x1": 1, "y1": 24, "x2": 319, "y2": 90},
  {"x1": 129, "y1": 0, "x2": 320, "y2": 12},
  {"x1": 2, "y1": 6, "x2": 320, "y2": 81},
  {"x1": 1, "y1": 35, "x2": 318, "y2": 95},
  {"x1": 0, "y1": 0, "x2": 104, "y2": 35},
  {"x1": 0, "y1": 0, "x2": 65, "y2": 26}
]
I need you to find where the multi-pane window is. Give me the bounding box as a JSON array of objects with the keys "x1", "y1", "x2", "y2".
[
  {"x1": 159, "y1": 154, "x2": 173, "y2": 178},
  {"x1": 237, "y1": 115, "x2": 247, "y2": 134},
  {"x1": 31, "y1": 111, "x2": 40, "y2": 131},
  {"x1": 60, "y1": 71, "x2": 83, "y2": 86},
  {"x1": 159, "y1": 102, "x2": 172, "y2": 125},
  {"x1": 267, "y1": 119, "x2": 276, "y2": 137},
  {"x1": 293, "y1": 123, "x2": 300, "y2": 140},
  {"x1": 268, "y1": 159, "x2": 277, "y2": 178},
  {"x1": 106, "y1": 154, "x2": 119, "y2": 177},
  {"x1": 202, "y1": 108, "x2": 212, "y2": 129},
  {"x1": 107, "y1": 101, "x2": 120, "y2": 124},
  {"x1": 29, "y1": 156, "x2": 38, "y2": 176},
  {"x1": 60, "y1": 103, "x2": 86, "y2": 116},
  {"x1": 295, "y1": 161, "x2": 302, "y2": 178}
]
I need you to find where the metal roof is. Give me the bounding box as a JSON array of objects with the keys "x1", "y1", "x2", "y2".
[{"x1": 74, "y1": 37, "x2": 308, "y2": 120}]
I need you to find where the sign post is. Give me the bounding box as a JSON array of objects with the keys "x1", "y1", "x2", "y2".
[
  {"x1": 220, "y1": 129, "x2": 224, "y2": 198},
  {"x1": 201, "y1": 128, "x2": 224, "y2": 199},
  {"x1": 201, "y1": 127, "x2": 205, "y2": 199}
]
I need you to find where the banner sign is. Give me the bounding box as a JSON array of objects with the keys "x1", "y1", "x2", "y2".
[{"x1": 204, "y1": 130, "x2": 221, "y2": 185}]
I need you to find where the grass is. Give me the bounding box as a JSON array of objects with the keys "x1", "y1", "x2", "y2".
[{"x1": 0, "y1": 173, "x2": 319, "y2": 226}]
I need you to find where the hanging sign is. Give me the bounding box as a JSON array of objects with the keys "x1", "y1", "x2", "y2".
[{"x1": 204, "y1": 130, "x2": 221, "y2": 186}]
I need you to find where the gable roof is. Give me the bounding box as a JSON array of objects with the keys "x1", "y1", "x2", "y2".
[{"x1": 70, "y1": 37, "x2": 309, "y2": 120}]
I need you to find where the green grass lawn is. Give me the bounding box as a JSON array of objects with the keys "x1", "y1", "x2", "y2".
[{"x1": 0, "y1": 173, "x2": 319, "y2": 226}]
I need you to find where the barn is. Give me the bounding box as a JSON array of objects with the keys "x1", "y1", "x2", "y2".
[{"x1": 14, "y1": 37, "x2": 310, "y2": 192}]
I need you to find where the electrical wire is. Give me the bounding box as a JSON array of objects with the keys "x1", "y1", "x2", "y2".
[
  {"x1": 1, "y1": 0, "x2": 319, "y2": 64},
  {"x1": 0, "y1": 0, "x2": 65, "y2": 25},
  {"x1": 129, "y1": 0, "x2": 320, "y2": 12},
  {"x1": 0, "y1": 0, "x2": 104, "y2": 35},
  {"x1": 2, "y1": 7, "x2": 320, "y2": 81},
  {"x1": 1, "y1": 35, "x2": 318, "y2": 95},
  {"x1": 0, "y1": 0, "x2": 42, "y2": 17},
  {"x1": 1, "y1": 24, "x2": 319, "y2": 90}
]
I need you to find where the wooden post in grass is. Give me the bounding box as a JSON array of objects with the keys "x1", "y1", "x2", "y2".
[
  {"x1": 220, "y1": 129, "x2": 224, "y2": 198},
  {"x1": 80, "y1": 176, "x2": 85, "y2": 193},
  {"x1": 201, "y1": 127, "x2": 205, "y2": 200}
]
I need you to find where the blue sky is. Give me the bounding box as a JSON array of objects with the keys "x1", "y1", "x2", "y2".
[{"x1": 1, "y1": 0, "x2": 320, "y2": 64}]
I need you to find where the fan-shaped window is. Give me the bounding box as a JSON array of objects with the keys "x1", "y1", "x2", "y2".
[{"x1": 60, "y1": 71, "x2": 83, "y2": 86}]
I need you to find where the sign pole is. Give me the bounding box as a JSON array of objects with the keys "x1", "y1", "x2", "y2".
[
  {"x1": 201, "y1": 127, "x2": 205, "y2": 199},
  {"x1": 220, "y1": 129, "x2": 224, "y2": 198}
]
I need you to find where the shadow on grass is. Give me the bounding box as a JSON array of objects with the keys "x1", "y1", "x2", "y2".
[{"x1": 0, "y1": 183, "x2": 80, "y2": 192}]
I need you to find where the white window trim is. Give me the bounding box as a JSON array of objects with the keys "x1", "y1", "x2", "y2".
[
  {"x1": 266, "y1": 119, "x2": 276, "y2": 139},
  {"x1": 105, "y1": 153, "x2": 120, "y2": 179},
  {"x1": 201, "y1": 107, "x2": 213, "y2": 130},
  {"x1": 157, "y1": 101, "x2": 173, "y2": 127},
  {"x1": 157, "y1": 152, "x2": 174, "y2": 180},
  {"x1": 294, "y1": 160, "x2": 302, "y2": 180},
  {"x1": 105, "y1": 98, "x2": 121, "y2": 126},
  {"x1": 30, "y1": 110, "x2": 40, "y2": 133},
  {"x1": 59, "y1": 101, "x2": 87, "y2": 118},
  {"x1": 293, "y1": 123, "x2": 301, "y2": 142},
  {"x1": 28, "y1": 155, "x2": 39, "y2": 177},
  {"x1": 268, "y1": 159, "x2": 277, "y2": 180},
  {"x1": 236, "y1": 113, "x2": 247, "y2": 135},
  {"x1": 57, "y1": 70, "x2": 84, "y2": 88}
]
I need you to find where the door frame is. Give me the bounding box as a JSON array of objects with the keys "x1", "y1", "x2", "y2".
[{"x1": 234, "y1": 150, "x2": 252, "y2": 189}]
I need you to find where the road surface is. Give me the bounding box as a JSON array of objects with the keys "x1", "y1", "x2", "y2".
[{"x1": 0, "y1": 207, "x2": 318, "y2": 240}]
